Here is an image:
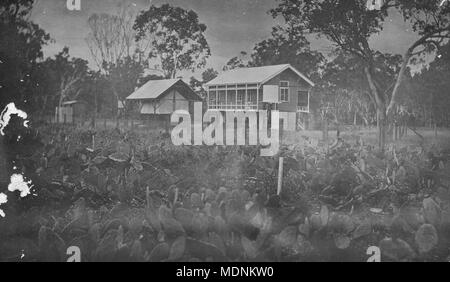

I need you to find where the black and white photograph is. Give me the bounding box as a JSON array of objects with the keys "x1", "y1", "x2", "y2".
[{"x1": 1, "y1": 0, "x2": 450, "y2": 266}]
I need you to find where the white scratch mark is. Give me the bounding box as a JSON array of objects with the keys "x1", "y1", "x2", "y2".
[
  {"x1": 0, "y1": 102, "x2": 29, "y2": 136},
  {"x1": 0, "y1": 193, "x2": 7, "y2": 204},
  {"x1": 8, "y1": 174, "x2": 33, "y2": 198},
  {"x1": 0, "y1": 193, "x2": 7, "y2": 218}
]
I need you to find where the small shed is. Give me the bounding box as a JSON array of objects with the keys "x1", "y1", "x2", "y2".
[
  {"x1": 55, "y1": 100, "x2": 86, "y2": 124},
  {"x1": 126, "y1": 78, "x2": 202, "y2": 123}
]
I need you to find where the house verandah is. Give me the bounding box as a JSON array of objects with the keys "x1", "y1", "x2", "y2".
[
  {"x1": 206, "y1": 83, "x2": 310, "y2": 113},
  {"x1": 207, "y1": 83, "x2": 261, "y2": 111}
]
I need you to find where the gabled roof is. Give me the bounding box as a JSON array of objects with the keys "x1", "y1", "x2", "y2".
[
  {"x1": 126, "y1": 78, "x2": 201, "y2": 101},
  {"x1": 205, "y1": 64, "x2": 315, "y2": 87}
]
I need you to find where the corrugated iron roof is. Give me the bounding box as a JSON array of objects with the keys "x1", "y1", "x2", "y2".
[
  {"x1": 126, "y1": 78, "x2": 202, "y2": 101},
  {"x1": 205, "y1": 64, "x2": 315, "y2": 87},
  {"x1": 126, "y1": 79, "x2": 180, "y2": 100}
]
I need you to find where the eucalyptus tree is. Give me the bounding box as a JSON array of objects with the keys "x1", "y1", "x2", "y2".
[{"x1": 271, "y1": 0, "x2": 450, "y2": 149}]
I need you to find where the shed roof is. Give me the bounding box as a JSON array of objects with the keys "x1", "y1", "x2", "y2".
[
  {"x1": 126, "y1": 78, "x2": 201, "y2": 101},
  {"x1": 205, "y1": 64, "x2": 315, "y2": 87}
]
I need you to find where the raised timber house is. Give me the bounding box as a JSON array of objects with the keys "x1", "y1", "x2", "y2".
[{"x1": 204, "y1": 64, "x2": 314, "y2": 128}]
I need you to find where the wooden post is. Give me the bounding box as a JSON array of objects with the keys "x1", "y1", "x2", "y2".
[
  {"x1": 277, "y1": 116, "x2": 284, "y2": 196},
  {"x1": 277, "y1": 157, "x2": 284, "y2": 195},
  {"x1": 225, "y1": 85, "x2": 228, "y2": 109},
  {"x1": 256, "y1": 84, "x2": 259, "y2": 111},
  {"x1": 207, "y1": 87, "x2": 210, "y2": 109}
]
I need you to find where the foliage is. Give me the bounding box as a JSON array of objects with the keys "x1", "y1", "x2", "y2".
[
  {"x1": 134, "y1": 4, "x2": 210, "y2": 79},
  {"x1": 0, "y1": 0, "x2": 51, "y2": 110},
  {"x1": 86, "y1": 5, "x2": 136, "y2": 71},
  {"x1": 270, "y1": 0, "x2": 450, "y2": 149},
  {"x1": 223, "y1": 51, "x2": 251, "y2": 71},
  {"x1": 105, "y1": 56, "x2": 146, "y2": 112},
  {"x1": 189, "y1": 68, "x2": 218, "y2": 99},
  {"x1": 1, "y1": 122, "x2": 450, "y2": 262},
  {"x1": 401, "y1": 41, "x2": 450, "y2": 127},
  {"x1": 40, "y1": 48, "x2": 91, "y2": 118},
  {"x1": 250, "y1": 26, "x2": 325, "y2": 80}
]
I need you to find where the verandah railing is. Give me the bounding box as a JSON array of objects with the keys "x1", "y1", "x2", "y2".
[{"x1": 208, "y1": 103, "x2": 259, "y2": 110}]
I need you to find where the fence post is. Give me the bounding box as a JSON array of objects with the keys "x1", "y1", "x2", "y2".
[{"x1": 277, "y1": 157, "x2": 284, "y2": 196}]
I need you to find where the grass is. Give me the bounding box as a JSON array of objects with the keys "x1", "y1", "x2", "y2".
[
  {"x1": 69, "y1": 116, "x2": 450, "y2": 152},
  {"x1": 283, "y1": 127, "x2": 450, "y2": 150}
]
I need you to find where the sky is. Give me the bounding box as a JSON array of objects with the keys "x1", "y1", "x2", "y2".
[{"x1": 30, "y1": 0, "x2": 423, "y2": 78}]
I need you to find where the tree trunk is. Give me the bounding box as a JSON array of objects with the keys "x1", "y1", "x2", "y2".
[
  {"x1": 335, "y1": 118, "x2": 340, "y2": 139},
  {"x1": 387, "y1": 52, "x2": 411, "y2": 116},
  {"x1": 365, "y1": 67, "x2": 386, "y2": 151},
  {"x1": 322, "y1": 117, "x2": 329, "y2": 143},
  {"x1": 57, "y1": 93, "x2": 64, "y2": 123},
  {"x1": 91, "y1": 90, "x2": 97, "y2": 129},
  {"x1": 110, "y1": 82, "x2": 120, "y2": 129},
  {"x1": 42, "y1": 96, "x2": 49, "y2": 120},
  {"x1": 377, "y1": 108, "x2": 387, "y2": 151}
]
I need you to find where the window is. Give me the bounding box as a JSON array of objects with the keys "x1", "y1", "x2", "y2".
[
  {"x1": 297, "y1": 90, "x2": 309, "y2": 112},
  {"x1": 227, "y1": 89, "x2": 236, "y2": 109},
  {"x1": 247, "y1": 89, "x2": 257, "y2": 109},
  {"x1": 280, "y1": 81, "x2": 289, "y2": 87},
  {"x1": 237, "y1": 90, "x2": 245, "y2": 109},
  {"x1": 218, "y1": 90, "x2": 226, "y2": 107},
  {"x1": 209, "y1": 90, "x2": 217, "y2": 107},
  {"x1": 280, "y1": 81, "x2": 289, "y2": 102},
  {"x1": 298, "y1": 90, "x2": 308, "y2": 107}
]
